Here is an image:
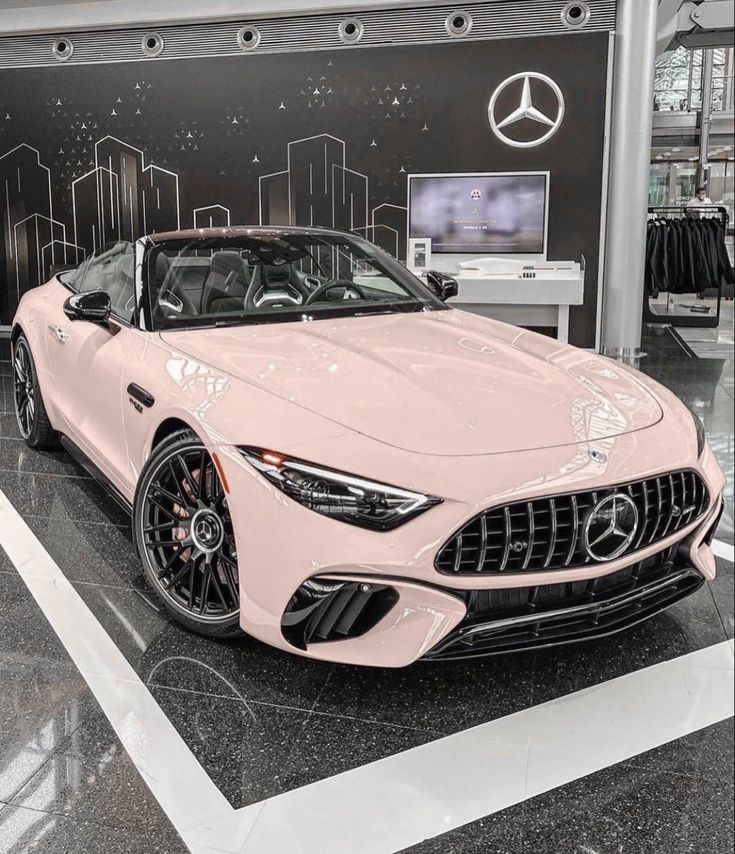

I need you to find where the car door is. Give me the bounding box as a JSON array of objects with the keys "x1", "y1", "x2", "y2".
[{"x1": 47, "y1": 240, "x2": 142, "y2": 493}]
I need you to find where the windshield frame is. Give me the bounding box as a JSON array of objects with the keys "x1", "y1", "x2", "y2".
[{"x1": 144, "y1": 230, "x2": 447, "y2": 332}]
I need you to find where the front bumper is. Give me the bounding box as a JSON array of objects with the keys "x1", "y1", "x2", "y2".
[
  {"x1": 424, "y1": 546, "x2": 704, "y2": 661},
  {"x1": 215, "y1": 433, "x2": 725, "y2": 668}
]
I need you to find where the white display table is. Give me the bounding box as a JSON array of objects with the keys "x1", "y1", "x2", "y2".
[{"x1": 442, "y1": 258, "x2": 585, "y2": 343}]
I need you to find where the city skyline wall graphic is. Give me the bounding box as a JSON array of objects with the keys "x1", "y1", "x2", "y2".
[{"x1": 0, "y1": 33, "x2": 609, "y2": 345}]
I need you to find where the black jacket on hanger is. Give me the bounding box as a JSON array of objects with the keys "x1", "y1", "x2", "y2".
[{"x1": 645, "y1": 212, "x2": 731, "y2": 295}]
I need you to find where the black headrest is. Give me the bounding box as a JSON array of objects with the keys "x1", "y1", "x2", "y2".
[
  {"x1": 209, "y1": 251, "x2": 244, "y2": 278},
  {"x1": 155, "y1": 252, "x2": 171, "y2": 282},
  {"x1": 264, "y1": 264, "x2": 291, "y2": 285}
]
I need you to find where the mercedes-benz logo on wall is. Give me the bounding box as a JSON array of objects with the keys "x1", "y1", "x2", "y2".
[
  {"x1": 488, "y1": 72, "x2": 565, "y2": 148},
  {"x1": 584, "y1": 494, "x2": 639, "y2": 561}
]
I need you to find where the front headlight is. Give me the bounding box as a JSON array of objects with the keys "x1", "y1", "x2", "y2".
[
  {"x1": 686, "y1": 405, "x2": 707, "y2": 458},
  {"x1": 239, "y1": 447, "x2": 440, "y2": 530}
]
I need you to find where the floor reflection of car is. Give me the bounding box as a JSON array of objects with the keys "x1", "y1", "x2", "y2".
[{"x1": 11, "y1": 226, "x2": 726, "y2": 666}]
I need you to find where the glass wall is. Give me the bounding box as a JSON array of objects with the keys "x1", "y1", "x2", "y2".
[
  {"x1": 648, "y1": 153, "x2": 734, "y2": 222},
  {"x1": 654, "y1": 46, "x2": 734, "y2": 112}
]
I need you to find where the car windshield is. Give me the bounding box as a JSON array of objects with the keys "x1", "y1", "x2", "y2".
[{"x1": 146, "y1": 232, "x2": 444, "y2": 330}]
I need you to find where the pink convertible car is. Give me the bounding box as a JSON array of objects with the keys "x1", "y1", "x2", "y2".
[{"x1": 12, "y1": 227, "x2": 725, "y2": 666}]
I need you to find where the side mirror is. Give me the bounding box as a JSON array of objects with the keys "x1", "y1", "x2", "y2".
[
  {"x1": 425, "y1": 270, "x2": 459, "y2": 302},
  {"x1": 63, "y1": 290, "x2": 111, "y2": 325}
]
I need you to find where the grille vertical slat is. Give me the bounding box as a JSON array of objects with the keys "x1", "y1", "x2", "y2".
[
  {"x1": 544, "y1": 498, "x2": 558, "y2": 568},
  {"x1": 499, "y1": 507, "x2": 512, "y2": 572},
  {"x1": 661, "y1": 474, "x2": 677, "y2": 537},
  {"x1": 522, "y1": 503, "x2": 535, "y2": 570},
  {"x1": 476, "y1": 515, "x2": 488, "y2": 573},
  {"x1": 649, "y1": 478, "x2": 665, "y2": 544},
  {"x1": 436, "y1": 470, "x2": 708, "y2": 576},
  {"x1": 565, "y1": 495, "x2": 580, "y2": 566},
  {"x1": 635, "y1": 481, "x2": 651, "y2": 549}
]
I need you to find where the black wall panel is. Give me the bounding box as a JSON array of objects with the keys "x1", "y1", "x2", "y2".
[{"x1": 0, "y1": 33, "x2": 609, "y2": 345}]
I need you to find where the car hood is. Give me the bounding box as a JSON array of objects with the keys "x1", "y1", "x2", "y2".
[{"x1": 160, "y1": 310, "x2": 663, "y2": 456}]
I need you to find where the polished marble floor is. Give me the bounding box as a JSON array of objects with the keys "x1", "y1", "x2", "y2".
[{"x1": 0, "y1": 325, "x2": 733, "y2": 853}]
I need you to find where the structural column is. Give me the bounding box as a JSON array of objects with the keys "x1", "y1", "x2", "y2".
[
  {"x1": 601, "y1": 0, "x2": 658, "y2": 358},
  {"x1": 696, "y1": 48, "x2": 714, "y2": 189}
]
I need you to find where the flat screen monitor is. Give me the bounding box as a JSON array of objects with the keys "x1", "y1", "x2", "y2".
[{"x1": 408, "y1": 172, "x2": 549, "y2": 255}]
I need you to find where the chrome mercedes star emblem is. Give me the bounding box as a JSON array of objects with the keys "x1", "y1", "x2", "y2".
[
  {"x1": 584, "y1": 494, "x2": 639, "y2": 562},
  {"x1": 488, "y1": 72, "x2": 565, "y2": 148}
]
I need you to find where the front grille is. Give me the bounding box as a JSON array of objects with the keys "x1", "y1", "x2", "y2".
[
  {"x1": 425, "y1": 546, "x2": 704, "y2": 660},
  {"x1": 436, "y1": 470, "x2": 708, "y2": 576}
]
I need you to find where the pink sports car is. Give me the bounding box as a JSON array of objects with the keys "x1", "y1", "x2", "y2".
[{"x1": 12, "y1": 227, "x2": 725, "y2": 666}]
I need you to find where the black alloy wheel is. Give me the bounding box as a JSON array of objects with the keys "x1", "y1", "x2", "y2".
[
  {"x1": 13, "y1": 339, "x2": 35, "y2": 439},
  {"x1": 13, "y1": 334, "x2": 59, "y2": 449},
  {"x1": 134, "y1": 430, "x2": 243, "y2": 637}
]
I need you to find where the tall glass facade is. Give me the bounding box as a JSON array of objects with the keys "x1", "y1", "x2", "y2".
[{"x1": 654, "y1": 46, "x2": 734, "y2": 112}]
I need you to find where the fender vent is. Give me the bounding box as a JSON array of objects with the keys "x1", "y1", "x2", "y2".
[{"x1": 282, "y1": 580, "x2": 398, "y2": 649}]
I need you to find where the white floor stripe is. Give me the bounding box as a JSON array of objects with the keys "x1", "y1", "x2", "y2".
[
  {"x1": 712, "y1": 537, "x2": 735, "y2": 563},
  {"x1": 1, "y1": 485, "x2": 734, "y2": 854}
]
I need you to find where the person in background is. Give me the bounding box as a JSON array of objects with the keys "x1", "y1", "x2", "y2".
[{"x1": 689, "y1": 186, "x2": 713, "y2": 206}]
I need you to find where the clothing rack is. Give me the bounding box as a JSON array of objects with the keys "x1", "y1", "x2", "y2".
[{"x1": 644, "y1": 205, "x2": 730, "y2": 329}]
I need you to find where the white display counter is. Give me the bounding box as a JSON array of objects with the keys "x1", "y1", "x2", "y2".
[{"x1": 437, "y1": 258, "x2": 585, "y2": 343}]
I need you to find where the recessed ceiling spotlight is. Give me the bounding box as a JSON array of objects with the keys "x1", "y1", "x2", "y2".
[
  {"x1": 237, "y1": 25, "x2": 261, "y2": 51},
  {"x1": 338, "y1": 18, "x2": 364, "y2": 43},
  {"x1": 142, "y1": 32, "x2": 164, "y2": 57},
  {"x1": 52, "y1": 36, "x2": 74, "y2": 61},
  {"x1": 671, "y1": 147, "x2": 680, "y2": 152}
]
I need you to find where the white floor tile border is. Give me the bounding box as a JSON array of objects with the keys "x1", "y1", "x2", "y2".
[
  {"x1": 712, "y1": 538, "x2": 735, "y2": 563},
  {"x1": 1, "y1": 486, "x2": 734, "y2": 854}
]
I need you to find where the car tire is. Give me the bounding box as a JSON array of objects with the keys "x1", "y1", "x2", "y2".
[
  {"x1": 133, "y1": 429, "x2": 244, "y2": 639},
  {"x1": 13, "y1": 333, "x2": 60, "y2": 450}
]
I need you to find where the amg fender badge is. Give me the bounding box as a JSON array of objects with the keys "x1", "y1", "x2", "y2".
[{"x1": 127, "y1": 383, "x2": 155, "y2": 410}]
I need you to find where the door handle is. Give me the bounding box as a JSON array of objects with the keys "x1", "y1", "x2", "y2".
[{"x1": 48, "y1": 324, "x2": 70, "y2": 343}]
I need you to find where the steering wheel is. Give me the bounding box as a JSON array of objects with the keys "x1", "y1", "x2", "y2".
[{"x1": 305, "y1": 280, "x2": 368, "y2": 305}]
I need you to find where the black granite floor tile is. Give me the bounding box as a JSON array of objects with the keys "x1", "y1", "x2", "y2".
[
  {"x1": 9, "y1": 740, "x2": 183, "y2": 839},
  {"x1": 69, "y1": 582, "x2": 336, "y2": 713},
  {"x1": 0, "y1": 662, "x2": 97, "y2": 805},
  {"x1": 0, "y1": 574, "x2": 101, "y2": 803},
  {"x1": 516, "y1": 727, "x2": 734, "y2": 854},
  {"x1": 149, "y1": 684, "x2": 436, "y2": 809},
  {"x1": 0, "y1": 544, "x2": 15, "y2": 574},
  {"x1": 0, "y1": 803, "x2": 186, "y2": 853},
  {"x1": 25, "y1": 515, "x2": 142, "y2": 590},
  {"x1": 709, "y1": 556, "x2": 734, "y2": 640},
  {"x1": 401, "y1": 814, "x2": 522, "y2": 853},
  {"x1": 0, "y1": 412, "x2": 22, "y2": 440},
  {"x1": 313, "y1": 655, "x2": 535, "y2": 735},
  {"x1": 0, "y1": 470, "x2": 129, "y2": 526},
  {"x1": 0, "y1": 439, "x2": 91, "y2": 480},
  {"x1": 625, "y1": 718, "x2": 734, "y2": 783},
  {"x1": 0, "y1": 573, "x2": 82, "y2": 668}
]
